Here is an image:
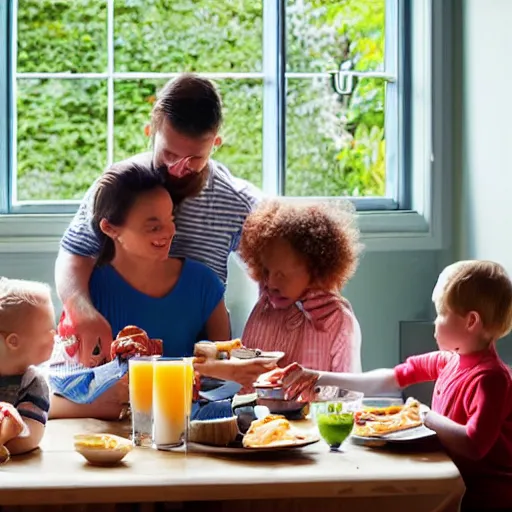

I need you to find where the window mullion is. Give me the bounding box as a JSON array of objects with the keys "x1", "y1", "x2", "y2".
[
  {"x1": 8, "y1": 0, "x2": 18, "y2": 210},
  {"x1": 262, "y1": 0, "x2": 285, "y2": 196},
  {"x1": 107, "y1": 0, "x2": 114, "y2": 167},
  {"x1": 384, "y1": 0, "x2": 400, "y2": 203},
  {"x1": 276, "y1": 0, "x2": 286, "y2": 196},
  {"x1": 0, "y1": 1, "x2": 9, "y2": 214}
]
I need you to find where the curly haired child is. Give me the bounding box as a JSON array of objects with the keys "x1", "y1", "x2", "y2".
[
  {"x1": 275, "y1": 260, "x2": 512, "y2": 512},
  {"x1": 239, "y1": 199, "x2": 363, "y2": 374}
]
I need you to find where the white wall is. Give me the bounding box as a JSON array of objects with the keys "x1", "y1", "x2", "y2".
[
  {"x1": 452, "y1": 0, "x2": 512, "y2": 361},
  {"x1": 455, "y1": 0, "x2": 512, "y2": 268}
]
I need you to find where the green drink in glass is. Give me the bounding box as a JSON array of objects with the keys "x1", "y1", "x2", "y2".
[{"x1": 312, "y1": 388, "x2": 363, "y2": 451}]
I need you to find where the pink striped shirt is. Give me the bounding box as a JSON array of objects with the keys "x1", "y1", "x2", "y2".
[{"x1": 242, "y1": 290, "x2": 362, "y2": 373}]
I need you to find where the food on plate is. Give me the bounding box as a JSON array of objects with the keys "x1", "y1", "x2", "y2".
[
  {"x1": 194, "y1": 340, "x2": 283, "y2": 363},
  {"x1": 215, "y1": 339, "x2": 243, "y2": 353},
  {"x1": 74, "y1": 433, "x2": 131, "y2": 450},
  {"x1": 353, "y1": 397, "x2": 422, "y2": 437},
  {"x1": 74, "y1": 433, "x2": 133, "y2": 465},
  {"x1": 188, "y1": 416, "x2": 239, "y2": 446},
  {"x1": 231, "y1": 347, "x2": 262, "y2": 359},
  {"x1": 110, "y1": 326, "x2": 163, "y2": 360},
  {"x1": 242, "y1": 414, "x2": 308, "y2": 448},
  {"x1": 194, "y1": 339, "x2": 243, "y2": 360},
  {"x1": 362, "y1": 404, "x2": 403, "y2": 415}
]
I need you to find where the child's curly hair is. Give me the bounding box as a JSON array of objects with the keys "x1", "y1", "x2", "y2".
[{"x1": 239, "y1": 199, "x2": 363, "y2": 291}]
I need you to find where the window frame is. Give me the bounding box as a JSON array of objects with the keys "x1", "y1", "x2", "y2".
[{"x1": 0, "y1": 0, "x2": 452, "y2": 254}]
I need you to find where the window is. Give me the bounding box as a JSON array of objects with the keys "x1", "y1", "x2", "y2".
[{"x1": 1, "y1": 0, "x2": 412, "y2": 214}]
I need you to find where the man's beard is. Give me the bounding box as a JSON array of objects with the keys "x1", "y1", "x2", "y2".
[{"x1": 162, "y1": 166, "x2": 210, "y2": 205}]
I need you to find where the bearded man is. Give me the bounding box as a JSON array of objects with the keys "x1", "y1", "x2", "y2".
[{"x1": 55, "y1": 73, "x2": 261, "y2": 366}]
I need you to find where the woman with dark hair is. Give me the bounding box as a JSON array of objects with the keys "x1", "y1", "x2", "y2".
[
  {"x1": 91, "y1": 155, "x2": 230, "y2": 349},
  {"x1": 49, "y1": 155, "x2": 273, "y2": 419}
]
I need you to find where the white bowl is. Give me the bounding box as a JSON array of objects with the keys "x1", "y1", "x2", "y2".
[{"x1": 74, "y1": 433, "x2": 133, "y2": 465}]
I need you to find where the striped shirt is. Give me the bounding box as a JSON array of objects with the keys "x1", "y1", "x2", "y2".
[
  {"x1": 60, "y1": 153, "x2": 262, "y2": 284},
  {"x1": 0, "y1": 366, "x2": 50, "y2": 425},
  {"x1": 242, "y1": 290, "x2": 362, "y2": 374}
]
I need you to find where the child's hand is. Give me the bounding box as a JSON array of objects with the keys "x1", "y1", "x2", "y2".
[
  {"x1": 232, "y1": 359, "x2": 278, "y2": 388},
  {"x1": 420, "y1": 404, "x2": 431, "y2": 424},
  {"x1": 194, "y1": 358, "x2": 277, "y2": 388},
  {"x1": 0, "y1": 403, "x2": 26, "y2": 446},
  {"x1": 258, "y1": 363, "x2": 320, "y2": 402},
  {"x1": 281, "y1": 364, "x2": 320, "y2": 402}
]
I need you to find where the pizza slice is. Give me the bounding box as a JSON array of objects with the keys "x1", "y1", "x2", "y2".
[
  {"x1": 353, "y1": 397, "x2": 423, "y2": 437},
  {"x1": 242, "y1": 414, "x2": 308, "y2": 448}
]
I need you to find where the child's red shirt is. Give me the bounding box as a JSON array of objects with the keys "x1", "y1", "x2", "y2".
[{"x1": 395, "y1": 346, "x2": 512, "y2": 509}]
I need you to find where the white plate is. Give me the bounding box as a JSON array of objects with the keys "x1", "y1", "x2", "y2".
[
  {"x1": 351, "y1": 424, "x2": 436, "y2": 446},
  {"x1": 351, "y1": 403, "x2": 435, "y2": 446},
  {"x1": 231, "y1": 349, "x2": 285, "y2": 362},
  {"x1": 187, "y1": 437, "x2": 319, "y2": 455}
]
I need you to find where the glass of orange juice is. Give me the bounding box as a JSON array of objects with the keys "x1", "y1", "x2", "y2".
[
  {"x1": 128, "y1": 356, "x2": 158, "y2": 447},
  {"x1": 153, "y1": 357, "x2": 194, "y2": 450}
]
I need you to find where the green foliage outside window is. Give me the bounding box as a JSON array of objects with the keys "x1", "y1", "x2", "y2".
[{"x1": 15, "y1": 0, "x2": 386, "y2": 201}]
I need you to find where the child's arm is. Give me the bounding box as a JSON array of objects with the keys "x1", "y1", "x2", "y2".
[
  {"x1": 317, "y1": 368, "x2": 400, "y2": 395},
  {"x1": 424, "y1": 372, "x2": 510, "y2": 460},
  {"x1": 49, "y1": 375, "x2": 127, "y2": 421},
  {"x1": 194, "y1": 358, "x2": 277, "y2": 388},
  {"x1": 7, "y1": 371, "x2": 51, "y2": 454},
  {"x1": 5, "y1": 418, "x2": 45, "y2": 455},
  {"x1": 49, "y1": 392, "x2": 124, "y2": 420},
  {"x1": 280, "y1": 351, "x2": 447, "y2": 401}
]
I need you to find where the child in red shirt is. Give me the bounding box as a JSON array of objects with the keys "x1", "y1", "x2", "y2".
[{"x1": 269, "y1": 260, "x2": 512, "y2": 512}]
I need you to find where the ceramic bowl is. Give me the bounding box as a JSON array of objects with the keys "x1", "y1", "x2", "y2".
[
  {"x1": 253, "y1": 384, "x2": 286, "y2": 400},
  {"x1": 74, "y1": 433, "x2": 133, "y2": 465}
]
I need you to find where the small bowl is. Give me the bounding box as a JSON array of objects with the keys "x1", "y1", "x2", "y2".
[
  {"x1": 253, "y1": 383, "x2": 308, "y2": 417},
  {"x1": 256, "y1": 397, "x2": 307, "y2": 414},
  {"x1": 253, "y1": 385, "x2": 286, "y2": 400},
  {"x1": 74, "y1": 433, "x2": 133, "y2": 466}
]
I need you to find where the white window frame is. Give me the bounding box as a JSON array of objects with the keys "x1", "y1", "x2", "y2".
[{"x1": 0, "y1": 0, "x2": 452, "y2": 254}]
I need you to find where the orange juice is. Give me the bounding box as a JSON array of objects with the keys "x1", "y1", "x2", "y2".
[
  {"x1": 128, "y1": 357, "x2": 157, "y2": 447},
  {"x1": 129, "y1": 358, "x2": 154, "y2": 413},
  {"x1": 153, "y1": 358, "x2": 194, "y2": 448}
]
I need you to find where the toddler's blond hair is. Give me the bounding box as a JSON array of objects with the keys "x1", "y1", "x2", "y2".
[
  {"x1": 432, "y1": 260, "x2": 512, "y2": 340},
  {"x1": 0, "y1": 277, "x2": 52, "y2": 331}
]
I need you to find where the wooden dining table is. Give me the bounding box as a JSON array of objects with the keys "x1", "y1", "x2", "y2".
[{"x1": 0, "y1": 417, "x2": 465, "y2": 512}]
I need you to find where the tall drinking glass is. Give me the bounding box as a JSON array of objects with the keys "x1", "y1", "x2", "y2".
[
  {"x1": 153, "y1": 357, "x2": 194, "y2": 450},
  {"x1": 128, "y1": 356, "x2": 157, "y2": 447},
  {"x1": 311, "y1": 387, "x2": 364, "y2": 451}
]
